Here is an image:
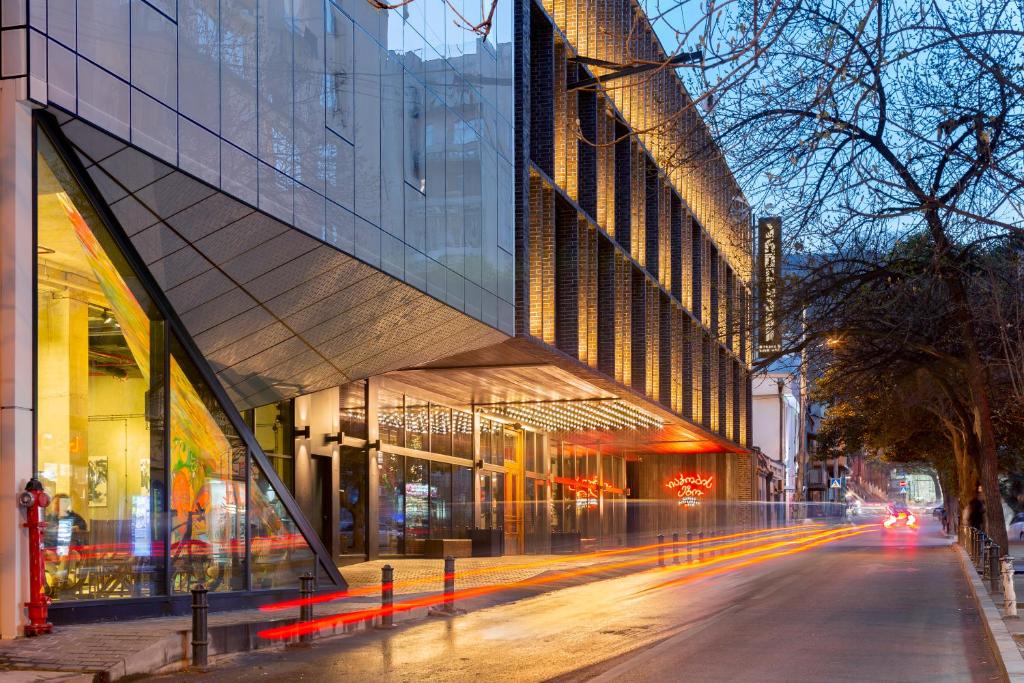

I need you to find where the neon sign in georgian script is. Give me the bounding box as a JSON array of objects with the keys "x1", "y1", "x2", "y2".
[{"x1": 665, "y1": 473, "x2": 714, "y2": 507}]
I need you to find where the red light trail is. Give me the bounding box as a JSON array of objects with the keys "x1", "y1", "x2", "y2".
[
  {"x1": 257, "y1": 524, "x2": 871, "y2": 640},
  {"x1": 259, "y1": 523, "x2": 817, "y2": 612}
]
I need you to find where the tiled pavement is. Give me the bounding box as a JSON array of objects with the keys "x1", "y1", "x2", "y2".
[{"x1": 0, "y1": 549, "x2": 665, "y2": 682}]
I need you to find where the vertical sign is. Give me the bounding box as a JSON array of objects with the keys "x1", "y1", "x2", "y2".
[{"x1": 757, "y1": 216, "x2": 782, "y2": 354}]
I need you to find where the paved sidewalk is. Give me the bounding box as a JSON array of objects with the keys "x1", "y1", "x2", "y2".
[{"x1": 0, "y1": 547, "x2": 669, "y2": 682}]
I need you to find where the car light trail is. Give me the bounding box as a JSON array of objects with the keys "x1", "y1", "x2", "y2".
[
  {"x1": 260, "y1": 523, "x2": 818, "y2": 612},
  {"x1": 257, "y1": 525, "x2": 859, "y2": 640},
  {"x1": 647, "y1": 526, "x2": 873, "y2": 592}
]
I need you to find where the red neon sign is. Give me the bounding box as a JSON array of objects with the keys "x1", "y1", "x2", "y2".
[{"x1": 665, "y1": 472, "x2": 714, "y2": 506}]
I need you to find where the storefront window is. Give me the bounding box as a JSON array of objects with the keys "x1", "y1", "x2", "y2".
[
  {"x1": 35, "y1": 124, "x2": 333, "y2": 601},
  {"x1": 338, "y1": 380, "x2": 367, "y2": 439},
  {"x1": 169, "y1": 341, "x2": 247, "y2": 593},
  {"x1": 429, "y1": 405, "x2": 452, "y2": 455},
  {"x1": 249, "y1": 457, "x2": 315, "y2": 588},
  {"x1": 404, "y1": 458, "x2": 429, "y2": 553},
  {"x1": 405, "y1": 397, "x2": 429, "y2": 451},
  {"x1": 453, "y1": 466, "x2": 473, "y2": 536},
  {"x1": 36, "y1": 134, "x2": 167, "y2": 600},
  {"x1": 452, "y1": 410, "x2": 473, "y2": 459},
  {"x1": 378, "y1": 452, "x2": 404, "y2": 554},
  {"x1": 251, "y1": 401, "x2": 294, "y2": 492},
  {"x1": 429, "y1": 462, "x2": 453, "y2": 538},
  {"x1": 338, "y1": 446, "x2": 366, "y2": 559},
  {"x1": 378, "y1": 389, "x2": 405, "y2": 446}
]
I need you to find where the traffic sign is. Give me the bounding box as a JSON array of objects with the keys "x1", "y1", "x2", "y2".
[
  {"x1": 899, "y1": 485, "x2": 908, "y2": 494},
  {"x1": 898, "y1": 480, "x2": 907, "y2": 487},
  {"x1": 829, "y1": 478, "x2": 841, "y2": 489}
]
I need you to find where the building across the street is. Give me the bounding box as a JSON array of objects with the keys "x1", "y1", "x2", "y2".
[{"x1": 0, "y1": 0, "x2": 753, "y2": 635}]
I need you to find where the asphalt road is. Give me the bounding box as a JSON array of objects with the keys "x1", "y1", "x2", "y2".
[{"x1": 151, "y1": 518, "x2": 1001, "y2": 683}]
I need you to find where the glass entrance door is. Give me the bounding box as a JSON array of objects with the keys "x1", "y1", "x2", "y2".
[{"x1": 502, "y1": 429, "x2": 525, "y2": 555}]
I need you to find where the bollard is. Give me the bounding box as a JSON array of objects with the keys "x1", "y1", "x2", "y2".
[
  {"x1": 444, "y1": 556, "x2": 456, "y2": 614},
  {"x1": 299, "y1": 572, "x2": 315, "y2": 645},
  {"x1": 191, "y1": 584, "x2": 208, "y2": 669},
  {"x1": 378, "y1": 564, "x2": 396, "y2": 629},
  {"x1": 672, "y1": 532, "x2": 680, "y2": 565},
  {"x1": 657, "y1": 534, "x2": 665, "y2": 567},
  {"x1": 686, "y1": 531, "x2": 693, "y2": 564},
  {"x1": 989, "y1": 542, "x2": 1001, "y2": 593},
  {"x1": 982, "y1": 542, "x2": 990, "y2": 580},
  {"x1": 1003, "y1": 556, "x2": 1018, "y2": 618},
  {"x1": 698, "y1": 532, "x2": 704, "y2": 562}
]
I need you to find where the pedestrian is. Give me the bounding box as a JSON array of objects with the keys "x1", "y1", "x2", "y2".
[
  {"x1": 966, "y1": 486, "x2": 985, "y2": 530},
  {"x1": 941, "y1": 506, "x2": 949, "y2": 535}
]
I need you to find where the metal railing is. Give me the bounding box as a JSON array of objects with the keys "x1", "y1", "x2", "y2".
[{"x1": 960, "y1": 525, "x2": 1010, "y2": 596}]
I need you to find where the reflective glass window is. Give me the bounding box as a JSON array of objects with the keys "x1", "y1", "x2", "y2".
[
  {"x1": 378, "y1": 452, "x2": 404, "y2": 554},
  {"x1": 430, "y1": 404, "x2": 452, "y2": 455},
  {"x1": 429, "y1": 462, "x2": 452, "y2": 538},
  {"x1": 36, "y1": 132, "x2": 167, "y2": 601},
  {"x1": 339, "y1": 446, "x2": 367, "y2": 559},
  {"x1": 169, "y1": 339, "x2": 247, "y2": 593},
  {"x1": 404, "y1": 457, "x2": 429, "y2": 553},
  {"x1": 405, "y1": 397, "x2": 429, "y2": 451},
  {"x1": 249, "y1": 455, "x2": 316, "y2": 588},
  {"x1": 338, "y1": 379, "x2": 367, "y2": 439},
  {"x1": 453, "y1": 466, "x2": 473, "y2": 537},
  {"x1": 452, "y1": 410, "x2": 472, "y2": 459},
  {"x1": 378, "y1": 389, "x2": 405, "y2": 446}
]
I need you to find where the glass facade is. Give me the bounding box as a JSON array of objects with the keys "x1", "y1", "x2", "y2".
[
  {"x1": 35, "y1": 126, "x2": 327, "y2": 602},
  {"x1": 34, "y1": 0, "x2": 515, "y2": 333}
]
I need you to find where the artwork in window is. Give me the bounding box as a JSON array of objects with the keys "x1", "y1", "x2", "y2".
[{"x1": 87, "y1": 456, "x2": 108, "y2": 508}]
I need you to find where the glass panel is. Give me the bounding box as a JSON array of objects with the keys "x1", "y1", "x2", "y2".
[
  {"x1": 249, "y1": 455, "x2": 316, "y2": 589},
  {"x1": 480, "y1": 471, "x2": 504, "y2": 530},
  {"x1": 429, "y1": 462, "x2": 453, "y2": 538},
  {"x1": 378, "y1": 389, "x2": 405, "y2": 446},
  {"x1": 36, "y1": 132, "x2": 167, "y2": 601},
  {"x1": 405, "y1": 397, "x2": 429, "y2": 451},
  {"x1": 339, "y1": 446, "x2": 366, "y2": 559},
  {"x1": 253, "y1": 401, "x2": 293, "y2": 455},
  {"x1": 429, "y1": 404, "x2": 452, "y2": 455},
  {"x1": 338, "y1": 379, "x2": 367, "y2": 439},
  {"x1": 404, "y1": 457, "x2": 429, "y2": 554},
  {"x1": 169, "y1": 340, "x2": 247, "y2": 593},
  {"x1": 378, "y1": 452, "x2": 404, "y2": 554},
  {"x1": 452, "y1": 410, "x2": 472, "y2": 459},
  {"x1": 453, "y1": 466, "x2": 473, "y2": 537}
]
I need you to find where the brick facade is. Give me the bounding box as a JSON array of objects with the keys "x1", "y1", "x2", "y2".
[{"x1": 515, "y1": 0, "x2": 754, "y2": 453}]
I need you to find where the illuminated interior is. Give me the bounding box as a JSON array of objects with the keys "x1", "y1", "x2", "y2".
[{"x1": 35, "y1": 126, "x2": 317, "y2": 601}]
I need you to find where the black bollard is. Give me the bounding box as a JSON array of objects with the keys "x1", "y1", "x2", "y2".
[
  {"x1": 687, "y1": 531, "x2": 693, "y2": 564},
  {"x1": 191, "y1": 584, "x2": 208, "y2": 669},
  {"x1": 657, "y1": 534, "x2": 665, "y2": 567},
  {"x1": 299, "y1": 572, "x2": 315, "y2": 645},
  {"x1": 444, "y1": 556, "x2": 456, "y2": 614},
  {"x1": 378, "y1": 564, "x2": 395, "y2": 629},
  {"x1": 672, "y1": 532, "x2": 680, "y2": 565}
]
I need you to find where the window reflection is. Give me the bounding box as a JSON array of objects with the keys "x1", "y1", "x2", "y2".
[{"x1": 36, "y1": 134, "x2": 166, "y2": 600}]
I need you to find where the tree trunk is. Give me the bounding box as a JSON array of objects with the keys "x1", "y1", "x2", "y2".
[{"x1": 926, "y1": 211, "x2": 1008, "y2": 551}]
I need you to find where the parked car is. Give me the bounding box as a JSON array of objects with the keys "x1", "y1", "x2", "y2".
[
  {"x1": 1009, "y1": 511, "x2": 1024, "y2": 541},
  {"x1": 932, "y1": 505, "x2": 944, "y2": 521}
]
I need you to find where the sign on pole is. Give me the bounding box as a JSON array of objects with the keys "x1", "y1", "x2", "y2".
[
  {"x1": 757, "y1": 216, "x2": 782, "y2": 355},
  {"x1": 829, "y1": 478, "x2": 841, "y2": 489}
]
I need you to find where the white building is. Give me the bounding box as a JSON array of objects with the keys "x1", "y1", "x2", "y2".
[{"x1": 752, "y1": 373, "x2": 801, "y2": 513}]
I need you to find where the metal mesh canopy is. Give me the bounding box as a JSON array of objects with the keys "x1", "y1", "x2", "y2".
[{"x1": 54, "y1": 112, "x2": 507, "y2": 410}]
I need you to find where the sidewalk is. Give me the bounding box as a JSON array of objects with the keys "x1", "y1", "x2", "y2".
[
  {"x1": 955, "y1": 540, "x2": 1024, "y2": 682},
  {"x1": 0, "y1": 548, "x2": 671, "y2": 682}
]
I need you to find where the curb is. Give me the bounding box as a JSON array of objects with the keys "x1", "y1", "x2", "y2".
[{"x1": 955, "y1": 544, "x2": 1024, "y2": 682}]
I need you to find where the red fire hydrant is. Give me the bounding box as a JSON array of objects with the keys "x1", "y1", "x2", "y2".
[{"x1": 19, "y1": 478, "x2": 52, "y2": 636}]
